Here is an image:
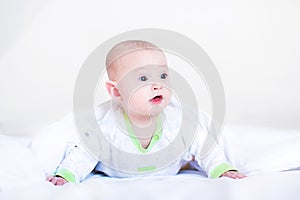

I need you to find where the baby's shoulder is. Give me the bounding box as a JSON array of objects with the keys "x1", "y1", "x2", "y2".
[{"x1": 96, "y1": 99, "x2": 124, "y2": 114}]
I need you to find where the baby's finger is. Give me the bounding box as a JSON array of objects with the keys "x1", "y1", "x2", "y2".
[
  {"x1": 222, "y1": 171, "x2": 238, "y2": 179},
  {"x1": 46, "y1": 176, "x2": 54, "y2": 182},
  {"x1": 50, "y1": 177, "x2": 58, "y2": 185},
  {"x1": 229, "y1": 172, "x2": 246, "y2": 179},
  {"x1": 236, "y1": 173, "x2": 247, "y2": 179},
  {"x1": 226, "y1": 172, "x2": 238, "y2": 179},
  {"x1": 56, "y1": 178, "x2": 67, "y2": 186}
]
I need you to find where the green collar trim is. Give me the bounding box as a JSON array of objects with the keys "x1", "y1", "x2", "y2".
[{"x1": 123, "y1": 112, "x2": 162, "y2": 153}]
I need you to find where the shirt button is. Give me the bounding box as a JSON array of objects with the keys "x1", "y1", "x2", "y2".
[{"x1": 153, "y1": 135, "x2": 159, "y2": 140}]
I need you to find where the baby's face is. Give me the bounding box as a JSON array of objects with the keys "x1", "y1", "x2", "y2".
[{"x1": 112, "y1": 50, "x2": 172, "y2": 117}]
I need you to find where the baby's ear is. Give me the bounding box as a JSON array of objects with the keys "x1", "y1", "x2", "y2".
[{"x1": 106, "y1": 81, "x2": 120, "y2": 98}]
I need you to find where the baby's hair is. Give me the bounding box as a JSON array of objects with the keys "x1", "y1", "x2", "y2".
[{"x1": 106, "y1": 40, "x2": 164, "y2": 80}]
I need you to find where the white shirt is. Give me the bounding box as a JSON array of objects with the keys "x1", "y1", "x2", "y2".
[{"x1": 55, "y1": 99, "x2": 235, "y2": 182}]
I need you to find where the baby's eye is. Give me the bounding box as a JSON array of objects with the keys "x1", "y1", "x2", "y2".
[
  {"x1": 139, "y1": 75, "x2": 148, "y2": 81},
  {"x1": 160, "y1": 73, "x2": 168, "y2": 79}
]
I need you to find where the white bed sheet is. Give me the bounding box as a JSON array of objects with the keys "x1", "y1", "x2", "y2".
[
  {"x1": 1, "y1": 124, "x2": 300, "y2": 200},
  {"x1": 1, "y1": 170, "x2": 300, "y2": 200}
]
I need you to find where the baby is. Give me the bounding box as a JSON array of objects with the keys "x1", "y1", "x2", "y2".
[{"x1": 47, "y1": 40, "x2": 246, "y2": 185}]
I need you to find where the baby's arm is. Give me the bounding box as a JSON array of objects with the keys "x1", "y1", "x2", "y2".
[
  {"x1": 47, "y1": 144, "x2": 98, "y2": 186},
  {"x1": 197, "y1": 146, "x2": 247, "y2": 179}
]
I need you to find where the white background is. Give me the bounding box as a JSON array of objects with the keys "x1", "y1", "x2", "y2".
[{"x1": 0, "y1": 0, "x2": 299, "y2": 136}]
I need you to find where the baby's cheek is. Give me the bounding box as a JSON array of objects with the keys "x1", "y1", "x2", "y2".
[
  {"x1": 128, "y1": 92, "x2": 146, "y2": 107},
  {"x1": 164, "y1": 91, "x2": 172, "y2": 103}
]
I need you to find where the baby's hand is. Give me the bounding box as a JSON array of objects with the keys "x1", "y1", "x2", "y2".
[
  {"x1": 220, "y1": 171, "x2": 246, "y2": 179},
  {"x1": 47, "y1": 175, "x2": 68, "y2": 186}
]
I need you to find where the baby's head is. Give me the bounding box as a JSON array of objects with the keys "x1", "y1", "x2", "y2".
[{"x1": 105, "y1": 40, "x2": 172, "y2": 118}]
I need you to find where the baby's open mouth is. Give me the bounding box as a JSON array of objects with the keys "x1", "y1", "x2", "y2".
[{"x1": 150, "y1": 95, "x2": 163, "y2": 104}]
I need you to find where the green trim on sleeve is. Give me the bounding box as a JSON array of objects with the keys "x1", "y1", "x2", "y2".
[
  {"x1": 54, "y1": 168, "x2": 77, "y2": 183},
  {"x1": 210, "y1": 163, "x2": 237, "y2": 179}
]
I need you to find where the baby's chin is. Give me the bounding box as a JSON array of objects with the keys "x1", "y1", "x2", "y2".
[
  {"x1": 129, "y1": 105, "x2": 164, "y2": 117},
  {"x1": 148, "y1": 104, "x2": 167, "y2": 116},
  {"x1": 126, "y1": 98, "x2": 170, "y2": 117}
]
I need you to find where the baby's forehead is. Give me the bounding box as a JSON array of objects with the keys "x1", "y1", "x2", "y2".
[
  {"x1": 110, "y1": 49, "x2": 168, "y2": 80},
  {"x1": 122, "y1": 49, "x2": 166, "y2": 60},
  {"x1": 130, "y1": 65, "x2": 168, "y2": 73}
]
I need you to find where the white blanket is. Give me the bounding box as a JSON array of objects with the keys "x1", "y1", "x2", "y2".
[
  {"x1": 1, "y1": 124, "x2": 300, "y2": 200},
  {"x1": 1, "y1": 171, "x2": 300, "y2": 200}
]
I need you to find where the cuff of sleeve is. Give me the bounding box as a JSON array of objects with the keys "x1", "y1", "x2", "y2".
[
  {"x1": 209, "y1": 163, "x2": 237, "y2": 179},
  {"x1": 54, "y1": 168, "x2": 77, "y2": 183}
]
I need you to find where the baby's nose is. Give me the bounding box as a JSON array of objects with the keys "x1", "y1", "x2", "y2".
[{"x1": 151, "y1": 83, "x2": 162, "y2": 90}]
